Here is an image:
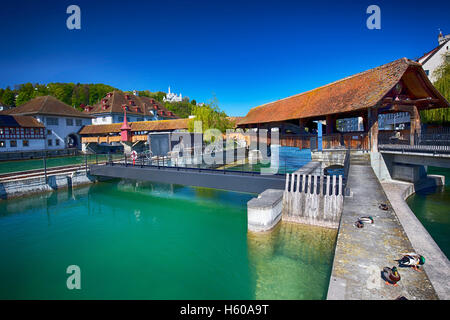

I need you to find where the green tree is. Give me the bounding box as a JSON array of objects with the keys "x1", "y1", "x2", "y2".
[
  {"x1": 188, "y1": 96, "x2": 233, "y2": 138},
  {"x1": 1, "y1": 87, "x2": 15, "y2": 106},
  {"x1": 421, "y1": 61, "x2": 450, "y2": 124},
  {"x1": 15, "y1": 83, "x2": 35, "y2": 106}
]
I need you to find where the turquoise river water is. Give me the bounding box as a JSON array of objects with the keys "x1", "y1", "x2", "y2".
[
  {"x1": 0, "y1": 180, "x2": 337, "y2": 299},
  {"x1": 406, "y1": 167, "x2": 450, "y2": 259}
]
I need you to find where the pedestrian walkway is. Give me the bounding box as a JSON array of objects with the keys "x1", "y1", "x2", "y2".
[{"x1": 327, "y1": 163, "x2": 438, "y2": 300}]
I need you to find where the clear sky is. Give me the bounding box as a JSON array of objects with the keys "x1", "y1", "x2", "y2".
[{"x1": 0, "y1": 0, "x2": 448, "y2": 116}]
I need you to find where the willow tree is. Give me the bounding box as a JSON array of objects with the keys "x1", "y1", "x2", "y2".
[
  {"x1": 187, "y1": 96, "x2": 234, "y2": 141},
  {"x1": 421, "y1": 61, "x2": 450, "y2": 124}
]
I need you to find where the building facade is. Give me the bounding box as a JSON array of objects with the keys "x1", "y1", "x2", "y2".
[
  {"x1": 83, "y1": 91, "x2": 179, "y2": 125},
  {"x1": 1, "y1": 96, "x2": 92, "y2": 150},
  {"x1": 0, "y1": 115, "x2": 46, "y2": 152},
  {"x1": 417, "y1": 30, "x2": 450, "y2": 83}
]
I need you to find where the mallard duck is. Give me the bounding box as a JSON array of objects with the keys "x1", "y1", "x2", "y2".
[
  {"x1": 358, "y1": 216, "x2": 374, "y2": 224},
  {"x1": 382, "y1": 266, "x2": 401, "y2": 286},
  {"x1": 395, "y1": 253, "x2": 425, "y2": 272},
  {"x1": 354, "y1": 220, "x2": 364, "y2": 228},
  {"x1": 379, "y1": 203, "x2": 389, "y2": 211}
]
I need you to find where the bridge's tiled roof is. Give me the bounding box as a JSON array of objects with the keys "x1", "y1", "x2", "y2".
[
  {"x1": 2, "y1": 96, "x2": 93, "y2": 118},
  {"x1": 238, "y1": 58, "x2": 447, "y2": 126},
  {"x1": 79, "y1": 118, "x2": 190, "y2": 135},
  {"x1": 83, "y1": 91, "x2": 179, "y2": 119}
]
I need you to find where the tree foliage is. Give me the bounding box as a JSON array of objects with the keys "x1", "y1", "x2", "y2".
[
  {"x1": 0, "y1": 82, "x2": 116, "y2": 110},
  {"x1": 188, "y1": 96, "x2": 234, "y2": 137},
  {"x1": 420, "y1": 61, "x2": 450, "y2": 124}
]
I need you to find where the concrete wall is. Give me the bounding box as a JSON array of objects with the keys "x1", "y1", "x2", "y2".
[
  {"x1": 247, "y1": 189, "x2": 284, "y2": 232},
  {"x1": 282, "y1": 173, "x2": 344, "y2": 229},
  {"x1": 0, "y1": 171, "x2": 97, "y2": 200},
  {"x1": 311, "y1": 150, "x2": 347, "y2": 168}
]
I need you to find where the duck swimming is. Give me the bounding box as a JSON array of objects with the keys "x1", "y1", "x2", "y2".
[
  {"x1": 379, "y1": 203, "x2": 389, "y2": 211},
  {"x1": 382, "y1": 266, "x2": 401, "y2": 286},
  {"x1": 395, "y1": 253, "x2": 425, "y2": 272}
]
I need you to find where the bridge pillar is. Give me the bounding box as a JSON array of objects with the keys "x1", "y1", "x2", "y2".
[
  {"x1": 368, "y1": 106, "x2": 379, "y2": 152},
  {"x1": 326, "y1": 115, "x2": 336, "y2": 135},
  {"x1": 409, "y1": 105, "x2": 421, "y2": 146}
]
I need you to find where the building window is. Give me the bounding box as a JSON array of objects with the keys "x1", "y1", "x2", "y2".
[
  {"x1": 56, "y1": 139, "x2": 60, "y2": 146},
  {"x1": 0, "y1": 141, "x2": 5, "y2": 148},
  {"x1": 48, "y1": 139, "x2": 53, "y2": 146},
  {"x1": 47, "y1": 129, "x2": 52, "y2": 135},
  {"x1": 23, "y1": 140, "x2": 29, "y2": 147},
  {"x1": 0, "y1": 128, "x2": 3, "y2": 135},
  {"x1": 47, "y1": 117, "x2": 59, "y2": 126},
  {"x1": 66, "y1": 118, "x2": 73, "y2": 126},
  {"x1": 10, "y1": 140, "x2": 17, "y2": 147},
  {"x1": 76, "y1": 119, "x2": 82, "y2": 126}
]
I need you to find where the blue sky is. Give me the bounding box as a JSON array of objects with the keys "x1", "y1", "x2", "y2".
[{"x1": 0, "y1": 0, "x2": 448, "y2": 116}]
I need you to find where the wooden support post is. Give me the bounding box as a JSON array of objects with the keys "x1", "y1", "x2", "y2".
[
  {"x1": 285, "y1": 173, "x2": 290, "y2": 192},
  {"x1": 290, "y1": 172, "x2": 295, "y2": 192},
  {"x1": 326, "y1": 175, "x2": 330, "y2": 196},
  {"x1": 313, "y1": 175, "x2": 318, "y2": 195},
  {"x1": 319, "y1": 175, "x2": 324, "y2": 196},
  {"x1": 332, "y1": 175, "x2": 337, "y2": 196},
  {"x1": 308, "y1": 175, "x2": 312, "y2": 194},
  {"x1": 296, "y1": 173, "x2": 300, "y2": 193},
  {"x1": 326, "y1": 115, "x2": 336, "y2": 135},
  {"x1": 409, "y1": 105, "x2": 421, "y2": 146},
  {"x1": 368, "y1": 106, "x2": 379, "y2": 152},
  {"x1": 302, "y1": 174, "x2": 306, "y2": 193},
  {"x1": 338, "y1": 175, "x2": 342, "y2": 196}
]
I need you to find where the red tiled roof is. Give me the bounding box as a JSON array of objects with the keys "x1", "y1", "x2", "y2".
[
  {"x1": 84, "y1": 91, "x2": 179, "y2": 119},
  {"x1": 238, "y1": 58, "x2": 448, "y2": 126},
  {"x1": 2, "y1": 96, "x2": 93, "y2": 118},
  {"x1": 79, "y1": 118, "x2": 190, "y2": 135}
]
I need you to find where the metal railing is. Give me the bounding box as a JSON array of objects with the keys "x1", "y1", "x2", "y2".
[{"x1": 378, "y1": 128, "x2": 450, "y2": 154}]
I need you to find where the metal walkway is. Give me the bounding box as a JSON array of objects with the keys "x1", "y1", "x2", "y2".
[{"x1": 89, "y1": 163, "x2": 287, "y2": 194}]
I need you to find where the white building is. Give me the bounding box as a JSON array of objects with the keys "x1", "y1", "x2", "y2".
[
  {"x1": 0, "y1": 115, "x2": 46, "y2": 152},
  {"x1": 1, "y1": 96, "x2": 93, "y2": 149},
  {"x1": 417, "y1": 30, "x2": 450, "y2": 83},
  {"x1": 163, "y1": 86, "x2": 182, "y2": 103}
]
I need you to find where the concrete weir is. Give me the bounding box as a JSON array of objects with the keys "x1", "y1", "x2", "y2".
[
  {"x1": 282, "y1": 173, "x2": 344, "y2": 229},
  {"x1": 0, "y1": 171, "x2": 98, "y2": 199},
  {"x1": 327, "y1": 163, "x2": 438, "y2": 300}
]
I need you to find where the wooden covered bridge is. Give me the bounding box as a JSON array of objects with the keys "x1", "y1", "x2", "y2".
[{"x1": 236, "y1": 57, "x2": 450, "y2": 152}]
